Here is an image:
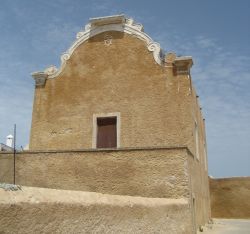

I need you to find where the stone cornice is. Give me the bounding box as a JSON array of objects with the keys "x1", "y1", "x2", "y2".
[
  {"x1": 32, "y1": 14, "x2": 165, "y2": 80},
  {"x1": 174, "y1": 56, "x2": 193, "y2": 75},
  {"x1": 0, "y1": 145, "x2": 194, "y2": 157},
  {"x1": 31, "y1": 72, "x2": 48, "y2": 87}
]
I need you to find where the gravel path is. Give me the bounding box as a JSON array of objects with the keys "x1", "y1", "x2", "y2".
[{"x1": 0, "y1": 183, "x2": 22, "y2": 191}]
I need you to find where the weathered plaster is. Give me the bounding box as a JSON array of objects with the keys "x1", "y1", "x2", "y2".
[{"x1": 0, "y1": 186, "x2": 193, "y2": 234}]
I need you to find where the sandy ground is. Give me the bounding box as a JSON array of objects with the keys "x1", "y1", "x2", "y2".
[
  {"x1": 0, "y1": 184, "x2": 192, "y2": 234},
  {"x1": 203, "y1": 219, "x2": 250, "y2": 234}
]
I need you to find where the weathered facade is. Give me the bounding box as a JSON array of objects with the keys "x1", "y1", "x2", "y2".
[
  {"x1": 30, "y1": 15, "x2": 200, "y2": 153},
  {"x1": 0, "y1": 15, "x2": 210, "y2": 233}
]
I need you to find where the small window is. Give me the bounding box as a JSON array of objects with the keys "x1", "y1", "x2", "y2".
[{"x1": 96, "y1": 117, "x2": 117, "y2": 148}]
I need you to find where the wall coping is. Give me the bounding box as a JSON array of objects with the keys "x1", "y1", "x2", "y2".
[
  {"x1": 0, "y1": 145, "x2": 195, "y2": 158},
  {"x1": 209, "y1": 176, "x2": 250, "y2": 181}
]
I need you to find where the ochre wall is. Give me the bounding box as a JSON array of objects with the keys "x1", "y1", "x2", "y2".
[
  {"x1": 26, "y1": 29, "x2": 210, "y2": 230},
  {"x1": 0, "y1": 148, "x2": 190, "y2": 199},
  {"x1": 0, "y1": 147, "x2": 211, "y2": 229},
  {"x1": 0, "y1": 186, "x2": 193, "y2": 234},
  {"x1": 188, "y1": 154, "x2": 211, "y2": 228},
  {"x1": 187, "y1": 84, "x2": 211, "y2": 227},
  {"x1": 210, "y1": 177, "x2": 250, "y2": 218},
  {"x1": 0, "y1": 154, "x2": 13, "y2": 184},
  {"x1": 30, "y1": 31, "x2": 194, "y2": 151}
]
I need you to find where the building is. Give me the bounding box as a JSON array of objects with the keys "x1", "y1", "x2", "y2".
[
  {"x1": 0, "y1": 143, "x2": 13, "y2": 152},
  {"x1": 0, "y1": 135, "x2": 14, "y2": 151},
  {"x1": 1, "y1": 15, "x2": 211, "y2": 233}
]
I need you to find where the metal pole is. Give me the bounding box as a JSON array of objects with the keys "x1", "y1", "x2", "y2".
[{"x1": 13, "y1": 124, "x2": 16, "y2": 185}]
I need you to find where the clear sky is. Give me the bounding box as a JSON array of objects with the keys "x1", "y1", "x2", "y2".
[{"x1": 0, "y1": 0, "x2": 249, "y2": 178}]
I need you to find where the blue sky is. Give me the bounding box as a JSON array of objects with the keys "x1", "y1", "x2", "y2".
[{"x1": 0, "y1": 0, "x2": 249, "y2": 177}]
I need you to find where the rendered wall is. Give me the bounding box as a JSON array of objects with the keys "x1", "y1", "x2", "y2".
[
  {"x1": 0, "y1": 186, "x2": 193, "y2": 234},
  {"x1": 0, "y1": 153, "x2": 13, "y2": 184},
  {"x1": 0, "y1": 148, "x2": 190, "y2": 198},
  {"x1": 30, "y1": 31, "x2": 194, "y2": 151},
  {"x1": 187, "y1": 83, "x2": 211, "y2": 227},
  {"x1": 188, "y1": 154, "x2": 211, "y2": 228},
  {"x1": 210, "y1": 177, "x2": 250, "y2": 218}
]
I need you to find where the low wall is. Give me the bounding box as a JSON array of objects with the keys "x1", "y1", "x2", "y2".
[
  {"x1": 0, "y1": 147, "x2": 190, "y2": 198},
  {"x1": 210, "y1": 177, "x2": 250, "y2": 218},
  {"x1": 0, "y1": 186, "x2": 193, "y2": 234},
  {"x1": 0, "y1": 153, "x2": 13, "y2": 184}
]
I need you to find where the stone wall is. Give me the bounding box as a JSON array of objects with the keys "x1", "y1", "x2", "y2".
[
  {"x1": 0, "y1": 186, "x2": 193, "y2": 234},
  {"x1": 210, "y1": 177, "x2": 250, "y2": 218},
  {"x1": 0, "y1": 147, "x2": 190, "y2": 199}
]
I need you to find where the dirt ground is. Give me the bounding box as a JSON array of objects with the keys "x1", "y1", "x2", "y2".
[
  {"x1": 203, "y1": 219, "x2": 250, "y2": 234},
  {"x1": 209, "y1": 177, "x2": 250, "y2": 218}
]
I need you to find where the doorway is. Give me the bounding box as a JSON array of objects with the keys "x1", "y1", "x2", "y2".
[
  {"x1": 92, "y1": 112, "x2": 120, "y2": 149},
  {"x1": 96, "y1": 117, "x2": 117, "y2": 148}
]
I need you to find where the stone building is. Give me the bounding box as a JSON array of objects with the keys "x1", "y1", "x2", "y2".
[{"x1": 0, "y1": 15, "x2": 210, "y2": 233}]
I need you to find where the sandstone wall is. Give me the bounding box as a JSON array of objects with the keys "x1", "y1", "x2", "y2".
[
  {"x1": 210, "y1": 177, "x2": 250, "y2": 218},
  {"x1": 0, "y1": 147, "x2": 190, "y2": 199},
  {"x1": 0, "y1": 186, "x2": 193, "y2": 234}
]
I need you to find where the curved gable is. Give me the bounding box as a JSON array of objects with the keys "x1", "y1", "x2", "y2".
[{"x1": 32, "y1": 15, "x2": 165, "y2": 85}]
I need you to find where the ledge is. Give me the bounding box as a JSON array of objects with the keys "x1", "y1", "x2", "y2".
[
  {"x1": 89, "y1": 14, "x2": 125, "y2": 26},
  {"x1": 0, "y1": 145, "x2": 195, "y2": 158}
]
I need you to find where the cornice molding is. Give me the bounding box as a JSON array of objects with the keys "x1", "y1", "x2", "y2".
[
  {"x1": 174, "y1": 56, "x2": 193, "y2": 75},
  {"x1": 32, "y1": 72, "x2": 48, "y2": 87},
  {"x1": 32, "y1": 15, "x2": 164, "y2": 80}
]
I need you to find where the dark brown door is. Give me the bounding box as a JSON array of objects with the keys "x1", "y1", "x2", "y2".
[{"x1": 97, "y1": 117, "x2": 117, "y2": 148}]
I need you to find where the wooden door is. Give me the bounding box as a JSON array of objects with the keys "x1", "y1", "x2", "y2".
[{"x1": 97, "y1": 117, "x2": 117, "y2": 148}]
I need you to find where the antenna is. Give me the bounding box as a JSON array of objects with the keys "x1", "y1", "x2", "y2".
[{"x1": 13, "y1": 124, "x2": 16, "y2": 185}]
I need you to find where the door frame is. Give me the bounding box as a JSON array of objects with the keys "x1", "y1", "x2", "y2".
[{"x1": 92, "y1": 112, "x2": 121, "y2": 149}]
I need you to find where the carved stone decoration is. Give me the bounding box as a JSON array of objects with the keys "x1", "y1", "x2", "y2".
[
  {"x1": 32, "y1": 72, "x2": 48, "y2": 87},
  {"x1": 125, "y1": 18, "x2": 144, "y2": 31},
  {"x1": 44, "y1": 65, "x2": 58, "y2": 76},
  {"x1": 104, "y1": 35, "x2": 112, "y2": 46},
  {"x1": 61, "y1": 53, "x2": 70, "y2": 61},
  {"x1": 147, "y1": 42, "x2": 162, "y2": 64},
  {"x1": 165, "y1": 53, "x2": 177, "y2": 65},
  {"x1": 36, "y1": 14, "x2": 166, "y2": 80}
]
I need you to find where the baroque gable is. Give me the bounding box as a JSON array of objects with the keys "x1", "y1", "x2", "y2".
[
  {"x1": 32, "y1": 14, "x2": 193, "y2": 86},
  {"x1": 32, "y1": 15, "x2": 165, "y2": 85}
]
